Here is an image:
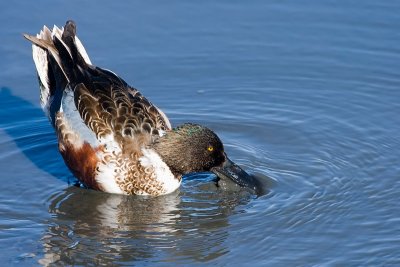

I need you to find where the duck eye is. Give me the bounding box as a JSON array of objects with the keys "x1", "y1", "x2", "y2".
[{"x1": 207, "y1": 145, "x2": 214, "y2": 152}]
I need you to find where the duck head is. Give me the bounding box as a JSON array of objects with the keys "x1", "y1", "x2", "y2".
[{"x1": 153, "y1": 123, "x2": 258, "y2": 190}]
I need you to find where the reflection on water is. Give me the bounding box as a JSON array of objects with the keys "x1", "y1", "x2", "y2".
[
  {"x1": 40, "y1": 188, "x2": 183, "y2": 265},
  {"x1": 39, "y1": 183, "x2": 255, "y2": 265}
]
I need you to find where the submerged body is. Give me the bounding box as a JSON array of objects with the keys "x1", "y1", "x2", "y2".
[{"x1": 25, "y1": 20, "x2": 256, "y2": 196}]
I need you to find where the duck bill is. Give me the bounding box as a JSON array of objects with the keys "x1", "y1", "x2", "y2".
[{"x1": 211, "y1": 155, "x2": 257, "y2": 190}]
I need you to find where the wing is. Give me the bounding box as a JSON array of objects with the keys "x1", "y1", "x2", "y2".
[{"x1": 74, "y1": 67, "x2": 171, "y2": 147}]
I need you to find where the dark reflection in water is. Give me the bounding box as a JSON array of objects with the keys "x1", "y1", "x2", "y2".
[{"x1": 40, "y1": 183, "x2": 256, "y2": 265}]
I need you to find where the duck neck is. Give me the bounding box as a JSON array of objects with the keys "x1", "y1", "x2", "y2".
[{"x1": 152, "y1": 133, "x2": 189, "y2": 178}]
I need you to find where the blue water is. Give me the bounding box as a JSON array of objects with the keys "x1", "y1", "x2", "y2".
[{"x1": 1, "y1": 1, "x2": 399, "y2": 266}]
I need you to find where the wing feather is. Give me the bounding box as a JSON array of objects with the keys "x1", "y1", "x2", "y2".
[{"x1": 73, "y1": 67, "x2": 171, "y2": 150}]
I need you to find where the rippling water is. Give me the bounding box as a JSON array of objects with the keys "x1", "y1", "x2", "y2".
[{"x1": 1, "y1": 1, "x2": 399, "y2": 266}]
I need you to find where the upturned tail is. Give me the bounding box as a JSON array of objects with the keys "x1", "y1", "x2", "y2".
[{"x1": 23, "y1": 20, "x2": 92, "y2": 124}]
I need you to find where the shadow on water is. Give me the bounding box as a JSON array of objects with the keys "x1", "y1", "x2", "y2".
[{"x1": 0, "y1": 87, "x2": 74, "y2": 184}]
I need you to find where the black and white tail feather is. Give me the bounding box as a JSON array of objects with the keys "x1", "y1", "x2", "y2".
[{"x1": 23, "y1": 21, "x2": 92, "y2": 124}]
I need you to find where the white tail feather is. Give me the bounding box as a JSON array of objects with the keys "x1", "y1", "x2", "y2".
[
  {"x1": 32, "y1": 27, "x2": 51, "y2": 109},
  {"x1": 75, "y1": 36, "x2": 92, "y2": 64},
  {"x1": 51, "y1": 25, "x2": 63, "y2": 39}
]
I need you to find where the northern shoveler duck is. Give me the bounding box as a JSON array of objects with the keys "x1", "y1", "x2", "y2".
[{"x1": 24, "y1": 20, "x2": 257, "y2": 196}]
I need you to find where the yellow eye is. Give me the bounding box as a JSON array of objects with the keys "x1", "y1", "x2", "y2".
[{"x1": 207, "y1": 145, "x2": 214, "y2": 152}]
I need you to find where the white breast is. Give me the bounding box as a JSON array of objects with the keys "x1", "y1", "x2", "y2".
[{"x1": 139, "y1": 148, "x2": 181, "y2": 194}]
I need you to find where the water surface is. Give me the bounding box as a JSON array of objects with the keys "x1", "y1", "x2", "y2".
[{"x1": 0, "y1": 1, "x2": 399, "y2": 266}]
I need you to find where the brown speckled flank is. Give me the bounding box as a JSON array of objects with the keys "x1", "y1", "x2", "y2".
[{"x1": 55, "y1": 111, "x2": 167, "y2": 195}]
